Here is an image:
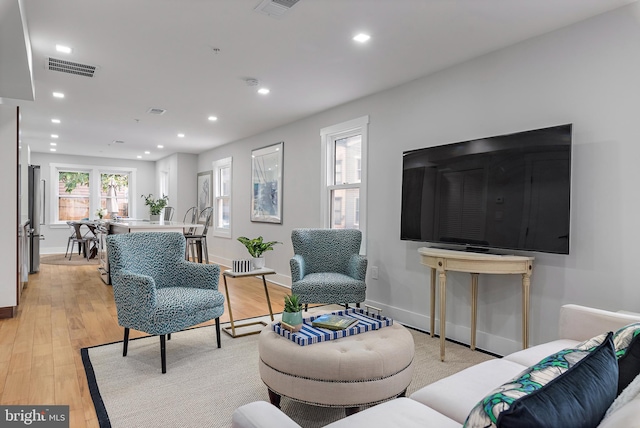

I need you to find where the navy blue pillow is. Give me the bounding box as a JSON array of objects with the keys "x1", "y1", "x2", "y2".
[
  {"x1": 613, "y1": 322, "x2": 640, "y2": 395},
  {"x1": 465, "y1": 333, "x2": 618, "y2": 428}
]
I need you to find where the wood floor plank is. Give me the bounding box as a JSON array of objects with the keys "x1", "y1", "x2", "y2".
[{"x1": 0, "y1": 259, "x2": 293, "y2": 428}]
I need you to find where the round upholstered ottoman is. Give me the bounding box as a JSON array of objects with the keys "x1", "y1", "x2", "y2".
[{"x1": 258, "y1": 321, "x2": 415, "y2": 414}]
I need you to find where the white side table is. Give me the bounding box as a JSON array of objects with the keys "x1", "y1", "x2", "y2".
[{"x1": 222, "y1": 268, "x2": 276, "y2": 338}]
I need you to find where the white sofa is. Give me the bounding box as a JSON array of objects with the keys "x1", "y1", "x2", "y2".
[{"x1": 232, "y1": 305, "x2": 640, "y2": 428}]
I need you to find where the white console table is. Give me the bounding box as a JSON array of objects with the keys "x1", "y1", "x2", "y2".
[{"x1": 418, "y1": 247, "x2": 534, "y2": 361}]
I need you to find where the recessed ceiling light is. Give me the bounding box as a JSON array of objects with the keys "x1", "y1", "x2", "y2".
[
  {"x1": 208, "y1": 116, "x2": 218, "y2": 122},
  {"x1": 52, "y1": 92, "x2": 65, "y2": 98},
  {"x1": 157, "y1": 145, "x2": 164, "y2": 149},
  {"x1": 137, "y1": 155, "x2": 142, "y2": 159},
  {"x1": 50, "y1": 142, "x2": 57, "y2": 146},
  {"x1": 55, "y1": 44, "x2": 72, "y2": 54},
  {"x1": 51, "y1": 118, "x2": 61, "y2": 124},
  {"x1": 353, "y1": 33, "x2": 371, "y2": 43},
  {"x1": 177, "y1": 133, "x2": 185, "y2": 138},
  {"x1": 144, "y1": 151, "x2": 150, "y2": 155},
  {"x1": 51, "y1": 134, "x2": 59, "y2": 139},
  {"x1": 50, "y1": 148, "x2": 57, "y2": 152},
  {"x1": 258, "y1": 88, "x2": 270, "y2": 95}
]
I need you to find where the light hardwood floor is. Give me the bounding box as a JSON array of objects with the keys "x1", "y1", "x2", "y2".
[{"x1": 0, "y1": 261, "x2": 291, "y2": 428}]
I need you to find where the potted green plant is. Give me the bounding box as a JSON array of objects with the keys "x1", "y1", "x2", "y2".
[
  {"x1": 282, "y1": 294, "x2": 303, "y2": 332},
  {"x1": 141, "y1": 194, "x2": 169, "y2": 221},
  {"x1": 237, "y1": 236, "x2": 281, "y2": 269}
]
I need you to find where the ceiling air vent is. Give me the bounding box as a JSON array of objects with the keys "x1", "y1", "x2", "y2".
[
  {"x1": 254, "y1": 0, "x2": 300, "y2": 17},
  {"x1": 146, "y1": 108, "x2": 167, "y2": 115},
  {"x1": 47, "y1": 57, "x2": 97, "y2": 78}
]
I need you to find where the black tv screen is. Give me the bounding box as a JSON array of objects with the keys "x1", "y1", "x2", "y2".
[{"x1": 401, "y1": 124, "x2": 572, "y2": 254}]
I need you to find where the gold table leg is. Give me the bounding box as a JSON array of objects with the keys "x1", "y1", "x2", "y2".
[
  {"x1": 522, "y1": 271, "x2": 531, "y2": 349},
  {"x1": 223, "y1": 275, "x2": 236, "y2": 337},
  {"x1": 222, "y1": 274, "x2": 271, "y2": 338},
  {"x1": 439, "y1": 269, "x2": 447, "y2": 362},
  {"x1": 470, "y1": 273, "x2": 478, "y2": 351},
  {"x1": 262, "y1": 275, "x2": 274, "y2": 321},
  {"x1": 430, "y1": 269, "x2": 436, "y2": 338}
]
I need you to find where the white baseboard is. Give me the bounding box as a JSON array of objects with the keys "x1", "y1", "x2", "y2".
[
  {"x1": 42, "y1": 247, "x2": 67, "y2": 255},
  {"x1": 363, "y1": 299, "x2": 521, "y2": 357}
]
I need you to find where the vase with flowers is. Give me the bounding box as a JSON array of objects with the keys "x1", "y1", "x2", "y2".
[{"x1": 95, "y1": 207, "x2": 108, "y2": 220}]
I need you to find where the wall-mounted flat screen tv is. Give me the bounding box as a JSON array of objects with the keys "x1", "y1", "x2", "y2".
[{"x1": 401, "y1": 124, "x2": 572, "y2": 254}]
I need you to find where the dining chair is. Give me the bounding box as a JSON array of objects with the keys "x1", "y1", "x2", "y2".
[
  {"x1": 106, "y1": 232, "x2": 224, "y2": 373},
  {"x1": 164, "y1": 206, "x2": 175, "y2": 221},
  {"x1": 290, "y1": 228, "x2": 367, "y2": 310},
  {"x1": 64, "y1": 221, "x2": 77, "y2": 258},
  {"x1": 68, "y1": 222, "x2": 99, "y2": 261},
  {"x1": 185, "y1": 207, "x2": 214, "y2": 263}
]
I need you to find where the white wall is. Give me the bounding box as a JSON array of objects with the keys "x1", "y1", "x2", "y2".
[
  {"x1": 30, "y1": 152, "x2": 156, "y2": 253},
  {"x1": 199, "y1": 4, "x2": 640, "y2": 355},
  {"x1": 155, "y1": 153, "x2": 198, "y2": 223},
  {"x1": 0, "y1": 105, "x2": 18, "y2": 309}
]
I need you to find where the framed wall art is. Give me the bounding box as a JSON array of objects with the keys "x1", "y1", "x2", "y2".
[
  {"x1": 197, "y1": 170, "x2": 212, "y2": 223},
  {"x1": 251, "y1": 142, "x2": 283, "y2": 223}
]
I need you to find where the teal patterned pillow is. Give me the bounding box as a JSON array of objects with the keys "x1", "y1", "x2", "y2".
[
  {"x1": 613, "y1": 322, "x2": 640, "y2": 395},
  {"x1": 464, "y1": 333, "x2": 617, "y2": 428}
]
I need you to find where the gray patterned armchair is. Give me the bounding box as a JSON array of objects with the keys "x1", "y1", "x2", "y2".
[
  {"x1": 107, "y1": 232, "x2": 225, "y2": 373},
  {"x1": 290, "y1": 228, "x2": 367, "y2": 308}
]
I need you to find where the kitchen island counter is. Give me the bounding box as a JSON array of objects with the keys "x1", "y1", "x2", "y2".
[{"x1": 109, "y1": 220, "x2": 202, "y2": 234}]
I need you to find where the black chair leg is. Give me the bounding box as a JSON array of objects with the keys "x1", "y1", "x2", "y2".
[
  {"x1": 123, "y1": 328, "x2": 130, "y2": 357},
  {"x1": 304, "y1": 304, "x2": 308, "y2": 311},
  {"x1": 167, "y1": 333, "x2": 171, "y2": 340},
  {"x1": 160, "y1": 334, "x2": 167, "y2": 374},
  {"x1": 215, "y1": 318, "x2": 221, "y2": 348},
  {"x1": 356, "y1": 302, "x2": 360, "y2": 308}
]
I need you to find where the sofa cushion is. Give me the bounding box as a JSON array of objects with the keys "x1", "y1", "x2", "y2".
[
  {"x1": 324, "y1": 397, "x2": 460, "y2": 428},
  {"x1": 600, "y1": 372, "x2": 640, "y2": 427},
  {"x1": 612, "y1": 322, "x2": 640, "y2": 395},
  {"x1": 503, "y1": 339, "x2": 579, "y2": 367},
  {"x1": 410, "y1": 359, "x2": 526, "y2": 424},
  {"x1": 464, "y1": 332, "x2": 617, "y2": 428}
]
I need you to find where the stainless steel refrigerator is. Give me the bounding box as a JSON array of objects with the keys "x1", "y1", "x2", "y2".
[{"x1": 28, "y1": 165, "x2": 44, "y2": 273}]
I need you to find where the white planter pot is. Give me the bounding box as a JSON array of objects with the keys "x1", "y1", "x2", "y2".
[
  {"x1": 150, "y1": 214, "x2": 161, "y2": 222},
  {"x1": 252, "y1": 257, "x2": 265, "y2": 270}
]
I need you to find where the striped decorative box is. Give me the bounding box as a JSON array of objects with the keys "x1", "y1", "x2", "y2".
[
  {"x1": 273, "y1": 308, "x2": 393, "y2": 346},
  {"x1": 232, "y1": 259, "x2": 252, "y2": 273}
]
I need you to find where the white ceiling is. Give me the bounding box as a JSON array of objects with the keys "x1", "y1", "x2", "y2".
[{"x1": 11, "y1": 0, "x2": 637, "y2": 161}]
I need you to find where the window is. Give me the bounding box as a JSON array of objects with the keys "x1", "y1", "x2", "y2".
[
  {"x1": 333, "y1": 197, "x2": 343, "y2": 225},
  {"x1": 160, "y1": 171, "x2": 169, "y2": 200},
  {"x1": 100, "y1": 173, "x2": 129, "y2": 218},
  {"x1": 50, "y1": 164, "x2": 136, "y2": 224},
  {"x1": 57, "y1": 170, "x2": 91, "y2": 221},
  {"x1": 213, "y1": 157, "x2": 232, "y2": 237},
  {"x1": 321, "y1": 116, "x2": 368, "y2": 251}
]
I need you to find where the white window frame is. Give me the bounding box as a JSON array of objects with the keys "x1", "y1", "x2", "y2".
[
  {"x1": 212, "y1": 157, "x2": 232, "y2": 238},
  {"x1": 49, "y1": 163, "x2": 137, "y2": 226},
  {"x1": 320, "y1": 115, "x2": 369, "y2": 253}
]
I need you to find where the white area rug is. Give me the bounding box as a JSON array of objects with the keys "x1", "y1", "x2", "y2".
[{"x1": 82, "y1": 313, "x2": 494, "y2": 428}]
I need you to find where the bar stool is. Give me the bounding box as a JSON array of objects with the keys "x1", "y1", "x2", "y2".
[
  {"x1": 164, "y1": 206, "x2": 175, "y2": 221},
  {"x1": 186, "y1": 207, "x2": 213, "y2": 263}
]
